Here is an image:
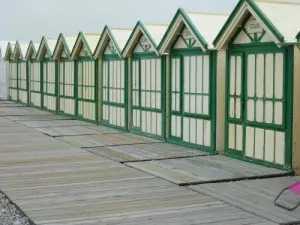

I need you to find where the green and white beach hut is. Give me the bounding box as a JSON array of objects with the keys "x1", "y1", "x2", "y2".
[
  {"x1": 36, "y1": 37, "x2": 58, "y2": 113},
  {"x1": 25, "y1": 41, "x2": 41, "y2": 108},
  {"x1": 12, "y1": 41, "x2": 29, "y2": 105},
  {"x1": 158, "y1": 9, "x2": 228, "y2": 152},
  {"x1": 71, "y1": 32, "x2": 101, "y2": 123},
  {"x1": 4, "y1": 42, "x2": 17, "y2": 101},
  {"x1": 52, "y1": 34, "x2": 77, "y2": 117},
  {"x1": 213, "y1": 0, "x2": 300, "y2": 172},
  {"x1": 94, "y1": 26, "x2": 132, "y2": 130},
  {"x1": 122, "y1": 22, "x2": 168, "y2": 139}
]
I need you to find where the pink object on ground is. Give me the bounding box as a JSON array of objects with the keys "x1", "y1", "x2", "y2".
[{"x1": 288, "y1": 181, "x2": 300, "y2": 195}]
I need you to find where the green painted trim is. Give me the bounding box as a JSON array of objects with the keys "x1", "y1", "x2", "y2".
[
  {"x1": 213, "y1": 0, "x2": 284, "y2": 47},
  {"x1": 36, "y1": 36, "x2": 54, "y2": 61},
  {"x1": 100, "y1": 57, "x2": 128, "y2": 131},
  {"x1": 53, "y1": 33, "x2": 71, "y2": 59},
  {"x1": 225, "y1": 43, "x2": 292, "y2": 170},
  {"x1": 122, "y1": 21, "x2": 160, "y2": 57},
  {"x1": 75, "y1": 58, "x2": 98, "y2": 123},
  {"x1": 225, "y1": 151, "x2": 292, "y2": 171},
  {"x1": 129, "y1": 54, "x2": 166, "y2": 140},
  {"x1": 285, "y1": 46, "x2": 294, "y2": 170},
  {"x1": 71, "y1": 32, "x2": 94, "y2": 59},
  {"x1": 158, "y1": 8, "x2": 208, "y2": 53},
  {"x1": 168, "y1": 49, "x2": 215, "y2": 153}
]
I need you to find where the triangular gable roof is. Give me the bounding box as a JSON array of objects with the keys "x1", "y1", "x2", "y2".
[
  {"x1": 4, "y1": 42, "x2": 16, "y2": 61},
  {"x1": 122, "y1": 21, "x2": 168, "y2": 57},
  {"x1": 159, "y1": 8, "x2": 228, "y2": 53},
  {"x1": 70, "y1": 32, "x2": 101, "y2": 60},
  {"x1": 12, "y1": 41, "x2": 29, "y2": 60},
  {"x1": 214, "y1": 0, "x2": 300, "y2": 49},
  {"x1": 36, "y1": 37, "x2": 58, "y2": 61},
  {"x1": 25, "y1": 41, "x2": 40, "y2": 60},
  {"x1": 52, "y1": 33, "x2": 77, "y2": 60},
  {"x1": 93, "y1": 26, "x2": 132, "y2": 58}
]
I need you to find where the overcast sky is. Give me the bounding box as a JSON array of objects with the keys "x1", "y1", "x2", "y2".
[{"x1": 0, "y1": 0, "x2": 239, "y2": 42}]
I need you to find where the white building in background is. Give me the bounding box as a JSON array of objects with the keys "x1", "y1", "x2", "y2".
[{"x1": 0, "y1": 41, "x2": 11, "y2": 100}]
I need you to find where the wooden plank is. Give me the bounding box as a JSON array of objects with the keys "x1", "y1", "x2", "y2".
[
  {"x1": 57, "y1": 133, "x2": 163, "y2": 148},
  {"x1": 35, "y1": 125, "x2": 121, "y2": 137},
  {"x1": 0, "y1": 107, "x2": 51, "y2": 116},
  {"x1": 0, "y1": 105, "x2": 279, "y2": 225},
  {"x1": 125, "y1": 155, "x2": 289, "y2": 185},
  {"x1": 189, "y1": 177, "x2": 300, "y2": 224},
  {"x1": 17, "y1": 120, "x2": 93, "y2": 128},
  {"x1": 4, "y1": 115, "x2": 73, "y2": 121},
  {"x1": 87, "y1": 143, "x2": 210, "y2": 163}
]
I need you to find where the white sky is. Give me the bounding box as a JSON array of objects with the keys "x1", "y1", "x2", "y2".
[{"x1": 0, "y1": 0, "x2": 239, "y2": 42}]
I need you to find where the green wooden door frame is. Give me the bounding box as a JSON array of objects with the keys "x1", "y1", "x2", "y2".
[
  {"x1": 225, "y1": 43, "x2": 293, "y2": 170},
  {"x1": 16, "y1": 60, "x2": 29, "y2": 105},
  {"x1": 101, "y1": 54, "x2": 128, "y2": 131},
  {"x1": 168, "y1": 48, "x2": 217, "y2": 153},
  {"x1": 75, "y1": 57, "x2": 98, "y2": 124},
  {"x1": 57, "y1": 59, "x2": 76, "y2": 117},
  {"x1": 129, "y1": 52, "x2": 166, "y2": 140},
  {"x1": 9, "y1": 61, "x2": 18, "y2": 102},
  {"x1": 41, "y1": 59, "x2": 58, "y2": 114},
  {"x1": 29, "y1": 60, "x2": 42, "y2": 109}
]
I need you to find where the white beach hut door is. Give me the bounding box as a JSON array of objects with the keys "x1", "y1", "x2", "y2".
[
  {"x1": 59, "y1": 61, "x2": 75, "y2": 116},
  {"x1": 227, "y1": 50, "x2": 286, "y2": 166},
  {"x1": 170, "y1": 55, "x2": 211, "y2": 149},
  {"x1": 131, "y1": 58, "x2": 163, "y2": 137},
  {"x1": 43, "y1": 62, "x2": 56, "y2": 112}
]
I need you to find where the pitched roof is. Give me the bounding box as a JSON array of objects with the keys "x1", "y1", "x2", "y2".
[
  {"x1": 122, "y1": 22, "x2": 168, "y2": 57},
  {"x1": 159, "y1": 8, "x2": 229, "y2": 53},
  {"x1": 52, "y1": 33, "x2": 77, "y2": 60},
  {"x1": 94, "y1": 26, "x2": 132, "y2": 58},
  {"x1": 3, "y1": 42, "x2": 16, "y2": 61},
  {"x1": 70, "y1": 32, "x2": 101, "y2": 59},
  {"x1": 25, "y1": 41, "x2": 40, "y2": 60},
  {"x1": 214, "y1": 0, "x2": 300, "y2": 49},
  {"x1": 36, "y1": 37, "x2": 58, "y2": 60},
  {"x1": 12, "y1": 41, "x2": 29, "y2": 60}
]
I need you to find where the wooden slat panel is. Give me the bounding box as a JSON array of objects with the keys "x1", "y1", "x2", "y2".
[
  {"x1": 126, "y1": 155, "x2": 289, "y2": 185},
  {"x1": 190, "y1": 177, "x2": 300, "y2": 224},
  {"x1": 57, "y1": 133, "x2": 163, "y2": 148},
  {"x1": 88, "y1": 143, "x2": 210, "y2": 163}
]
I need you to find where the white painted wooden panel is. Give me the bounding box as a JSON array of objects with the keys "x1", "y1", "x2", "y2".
[
  {"x1": 254, "y1": 128, "x2": 264, "y2": 160},
  {"x1": 274, "y1": 53, "x2": 283, "y2": 99},
  {"x1": 79, "y1": 100, "x2": 95, "y2": 121},
  {"x1": 265, "y1": 54, "x2": 274, "y2": 98},
  {"x1": 245, "y1": 126, "x2": 254, "y2": 157},
  {"x1": 275, "y1": 131, "x2": 285, "y2": 165},
  {"x1": 265, "y1": 129, "x2": 275, "y2": 162},
  {"x1": 10, "y1": 89, "x2": 17, "y2": 101},
  {"x1": 171, "y1": 58, "x2": 180, "y2": 112},
  {"x1": 18, "y1": 90, "x2": 27, "y2": 104},
  {"x1": 171, "y1": 115, "x2": 181, "y2": 138},
  {"x1": 30, "y1": 92, "x2": 41, "y2": 107}
]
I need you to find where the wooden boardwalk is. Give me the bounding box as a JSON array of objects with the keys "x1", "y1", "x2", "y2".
[
  {"x1": 126, "y1": 155, "x2": 289, "y2": 185},
  {"x1": 190, "y1": 177, "x2": 300, "y2": 224},
  {"x1": 0, "y1": 102, "x2": 297, "y2": 225},
  {"x1": 57, "y1": 133, "x2": 163, "y2": 148},
  {"x1": 87, "y1": 143, "x2": 210, "y2": 163}
]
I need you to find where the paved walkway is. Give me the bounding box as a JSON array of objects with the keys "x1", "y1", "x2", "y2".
[{"x1": 0, "y1": 101, "x2": 298, "y2": 225}]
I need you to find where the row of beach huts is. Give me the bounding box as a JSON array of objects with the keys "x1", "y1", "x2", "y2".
[{"x1": 2, "y1": 0, "x2": 300, "y2": 174}]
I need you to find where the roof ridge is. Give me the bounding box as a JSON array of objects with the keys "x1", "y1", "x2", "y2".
[
  {"x1": 185, "y1": 10, "x2": 229, "y2": 16},
  {"x1": 110, "y1": 28, "x2": 132, "y2": 31},
  {"x1": 84, "y1": 33, "x2": 101, "y2": 36},
  {"x1": 254, "y1": 0, "x2": 300, "y2": 5},
  {"x1": 144, "y1": 23, "x2": 169, "y2": 26}
]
